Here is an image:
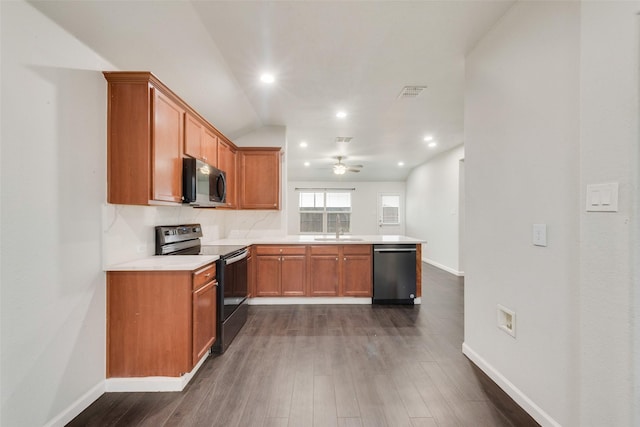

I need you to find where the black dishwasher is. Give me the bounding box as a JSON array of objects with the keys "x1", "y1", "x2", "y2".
[{"x1": 373, "y1": 244, "x2": 417, "y2": 304}]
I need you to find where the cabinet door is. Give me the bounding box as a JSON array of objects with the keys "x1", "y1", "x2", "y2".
[
  {"x1": 281, "y1": 255, "x2": 306, "y2": 296},
  {"x1": 238, "y1": 149, "x2": 280, "y2": 209},
  {"x1": 217, "y1": 140, "x2": 237, "y2": 208},
  {"x1": 309, "y1": 255, "x2": 339, "y2": 296},
  {"x1": 184, "y1": 112, "x2": 202, "y2": 159},
  {"x1": 202, "y1": 128, "x2": 218, "y2": 166},
  {"x1": 255, "y1": 255, "x2": 281, "y2": 296},
  {"x1": 107, "y1": 271, "x2": 192, "y2": 377},
  {"x1": 192, "y1": 281, "x2": 217, "y2": 366},
  {"x1": 152, "y1": 88, "x2": 184, "y2": 203},
  {"x1": 342, "y1": 255, "x2": 372, "y2": 297}
]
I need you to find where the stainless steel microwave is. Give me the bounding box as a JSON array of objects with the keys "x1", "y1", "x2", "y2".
[{"x1": 182, "y1": 157, "x2": 227, "y2": 207}]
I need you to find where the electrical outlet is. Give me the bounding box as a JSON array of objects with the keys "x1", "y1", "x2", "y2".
[
  {"x1": 497, "y1": 305, "x2": 516, "y2": 338},
  {"x1": 532, "y1": 224, "x2": 547, "y2": 247}
]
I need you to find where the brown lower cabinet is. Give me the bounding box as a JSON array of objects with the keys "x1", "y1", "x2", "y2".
[
  {"x1": 341, "y1": 245, "x2": 373, "y2": 297},
  {"x1": 309, "y1": 245, "x2": 373, "y2": 297},
  {"x1": 255, "y1": 246, "x2": 306, "y2": 296},
  {"x1": 309, "y1": 245, "x2": 340, "y2": 296},
  {"x1": 253, "y1": 244, "x2": 373, "y2": 298},
  {"x1": 107, "y1": 263, "x2": 217, "y2": 378}
]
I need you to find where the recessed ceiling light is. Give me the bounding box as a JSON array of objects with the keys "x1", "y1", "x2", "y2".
[
  {"x1": 304, "y1": 161, "x2": 310, "y2": 167},
  {"x1": 336, "y1": 111, "x2": 347, "y2": 119},
  {"x1": 423, "y1": 135, "x2": 434, "y2": 142},
  {"x1": 398, "y1": 161, "x2": 405, "y2": 167},
  {"x1": 299, "y1": 141, "x2": 308, "y2": 148},
  {"x1": 428, "y1": 142, "x2": 437, "y2": 148},
  {"x1": 260, "y1": 73, "x2": 275, "y2": 84}
]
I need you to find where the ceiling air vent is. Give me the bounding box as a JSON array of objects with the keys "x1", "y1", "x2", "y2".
[
  {"x1": 335, "y1": 137, "x2": 353, "y2": 144},
  {"x1": 398, "y1": 85, "x2": 427, "y2": 98}
]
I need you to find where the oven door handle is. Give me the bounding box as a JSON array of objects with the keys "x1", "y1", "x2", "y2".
[{"x1": 225, "y1": 250, "x2": 248, "y2": 265}]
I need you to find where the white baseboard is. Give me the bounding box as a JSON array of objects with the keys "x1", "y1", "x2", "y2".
[
  {"x1": 423, "y1": 258, "x2": 464, "y2": 276},
  {"x1": 249, "y1": 297, "x2": 372, "y2": 305},
  {"x1": 105, "y1": 350, "x2": 209, "y2": 392},
  {"x1": 249, "y1": 297, "x2": 421, "y2": 305},
  {"x1": 462, "y1": 342, "x2": 561, "y2": 427},
  {"x1": 44, "y1": 381, "x2": 105, "y2": 427}
]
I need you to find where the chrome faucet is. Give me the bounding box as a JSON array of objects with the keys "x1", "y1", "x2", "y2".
[{"x1": 335, "y1": 214, "x2": 342, "y2": 239}]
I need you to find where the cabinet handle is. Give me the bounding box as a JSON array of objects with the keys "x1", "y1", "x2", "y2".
[
  {"x1": 335, "y1": 257, "x2": 338, "y2": 261},
  {"x1": 204, "y1": 273, "x2": 211, "y2": 277},
  {"x1": 344, "y1": 258, "x2": 347, "y2": 261}
]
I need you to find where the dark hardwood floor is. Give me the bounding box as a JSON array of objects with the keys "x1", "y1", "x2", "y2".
[{"x1": 68, "y1": 264, "x2": 535, "y2": 427}]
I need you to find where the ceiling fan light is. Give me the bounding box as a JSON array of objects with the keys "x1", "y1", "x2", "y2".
[{"x1": 333, "y1": 164, "x2": 347, "y2": 175}]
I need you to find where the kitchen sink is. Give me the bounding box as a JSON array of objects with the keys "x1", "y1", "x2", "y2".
[{"x1": 313, "y1": 237, "x2": 364, "y2": 242}]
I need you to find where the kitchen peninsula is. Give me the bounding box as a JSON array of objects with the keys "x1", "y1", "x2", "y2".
[{"x1": 202, "y1": 234, "x2": 424, "y2": 302}]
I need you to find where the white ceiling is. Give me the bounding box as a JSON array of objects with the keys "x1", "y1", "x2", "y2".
[{"x1": 31, "y1": 0, "x2": 514, "y2": 182}]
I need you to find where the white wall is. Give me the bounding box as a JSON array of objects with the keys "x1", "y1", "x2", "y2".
[
  {"x1": 406, "y1": 145, "x2": 464, "y2": 275},
  {"x1": 579, "y1": 2, "x2": 639, "y2": 425},
  {"x1": 464, "y1": 2, "x2": 580, "y2": 426},
  {"x1": 1, "y1": 2, "x2": 113, "y2": 425},
  {"x1": 286, "y1": 181, "x2": 406, "y2": 235}
]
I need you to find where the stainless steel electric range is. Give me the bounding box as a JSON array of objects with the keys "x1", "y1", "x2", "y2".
[{"x1": 155, "y1": 224, "x2": 248, "y2": 353}]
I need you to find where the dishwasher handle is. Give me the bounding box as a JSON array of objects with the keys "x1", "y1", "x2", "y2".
[{"x1": 373, "y1": 248, "x2": 416, "y2": 253}]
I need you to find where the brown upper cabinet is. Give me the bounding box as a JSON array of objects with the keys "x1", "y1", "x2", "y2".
[
  {"x1": 104, "y1": 72, "x2": 186, "y2": 205},
  {"x1": 217, "y1": 138, "x2": 237, "y2": 209},
  {"x1": 184, "y1": 111, "x2": 218, "y2": 166},
  {"x1": 104, "y1": 71, "x2": 281, "y2": 209},
  {"x1": 238, "y1": 148, "x2": 281, "y2": 210}
]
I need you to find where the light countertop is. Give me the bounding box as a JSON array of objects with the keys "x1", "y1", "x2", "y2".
[
  {"x1": 202, "y1": 235, "x2": 425, "y2": 246},
  {"x1": 106, "y1": 235, "x2": 423, "y2": 271},
  {"x1": 105, "y1": 255, "x2": 219, "y2": 272}
]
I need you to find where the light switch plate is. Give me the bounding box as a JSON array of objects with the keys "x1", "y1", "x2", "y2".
[
  {"x1": 586, "y1": 183, "x2": 619, "y2": 212},
  {"x1": 532, "y1": 224, "x2": 547, "y2": 247}
]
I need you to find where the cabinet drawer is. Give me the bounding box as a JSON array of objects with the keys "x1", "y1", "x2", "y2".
[
  {"x1": 255, "y1": 245, "x2": 306, "y2": 256},
  {"x1": 343, "y1": 244, "x2": 372, "y2": 255},
  {"x1": 310, "y1": 245, "x2": 339, "y2": 255},
  {"x1": 193, "y1": 263, "x2": 216, "y2": 290}
]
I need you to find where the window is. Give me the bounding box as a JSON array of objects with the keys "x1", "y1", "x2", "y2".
[
  {"x1": 379, "y1": 194, "x2": 400, "y2": 225},
  {"x1": 299, "y1": 191, "x2": 351, "y2": 233}
]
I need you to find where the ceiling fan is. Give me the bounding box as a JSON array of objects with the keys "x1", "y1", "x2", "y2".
[{"x1": 333, "y1": 156, "x2": 363, "y2": 175}]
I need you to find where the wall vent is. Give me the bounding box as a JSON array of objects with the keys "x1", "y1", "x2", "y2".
[
  {"x1": 335, "y1": 137, "x2": 353, "y2": 144},
  {"x1": 398, "y1": 85, "x2": 427, "y2": 98}
]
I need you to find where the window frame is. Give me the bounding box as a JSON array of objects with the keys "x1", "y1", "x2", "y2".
[
  {"x1": 378, "y1": 193, "x2": 401, "y2": 226},
  {"x1": 298, "y1": 191, "x2": 352, "y2": 234}
]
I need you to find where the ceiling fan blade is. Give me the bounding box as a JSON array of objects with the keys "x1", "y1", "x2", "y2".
[
  {"x1": 349, "y1": 164, "x2": 363, "y2": 168},
  {"x1": 347, "y1": 168, "x2": 361, "y2": 173}
]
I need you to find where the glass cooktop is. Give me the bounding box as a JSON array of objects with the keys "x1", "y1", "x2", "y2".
[{"x1": 199, "y1": 245, "x2": 247, "y2": 257}]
